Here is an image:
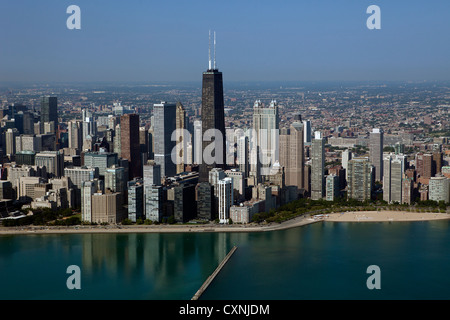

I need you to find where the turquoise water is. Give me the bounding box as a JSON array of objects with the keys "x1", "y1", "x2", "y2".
[{"x1": 1, "y1": 220, "x2": 450, "y2": 300}]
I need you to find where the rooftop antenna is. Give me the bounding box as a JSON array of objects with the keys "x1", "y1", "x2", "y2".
[
  {"x1": 213, "y1": 31, "x2": 216, "y2": 70},
  {"x1": 208, "y1": 30, "x2": 212, "y2": 70}
]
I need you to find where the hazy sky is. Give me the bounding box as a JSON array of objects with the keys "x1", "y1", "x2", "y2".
[{"x1": 1, "y1": 0, "x2": 450, "y2": 83}]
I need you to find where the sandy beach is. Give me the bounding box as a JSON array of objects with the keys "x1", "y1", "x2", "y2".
[
  {"x1": 323, "y1": 210, "x2": 450, "y2": 222},
  {"x1": 1, "y1": 211, "x2": 449, "y2": 235}
]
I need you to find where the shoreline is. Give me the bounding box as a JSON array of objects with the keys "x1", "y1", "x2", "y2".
[
  {"x1": 324, "y1": 210, "x2": 450, "y2": 223},
  {"x1": 0, "y1": 215, "x2": 318, "y2": 235},
  {"x1": 1, "y1": 211, "x2": 449, "y2": 235}
]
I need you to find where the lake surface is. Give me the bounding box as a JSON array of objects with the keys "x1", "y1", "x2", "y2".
[{"x1": 1, "y1": 220, "x2": 450, "y2": 300}]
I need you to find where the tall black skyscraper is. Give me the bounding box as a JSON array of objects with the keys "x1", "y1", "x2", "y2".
[
  {"x1": 121, "y1": 113, "x2": 142, "y2": 180},
  {"x1": 199, "y1": 31, "x2": 226, "y2": 182},
  {"x1": 40, "y1": 96, "x2": 58, "y2": 126}
]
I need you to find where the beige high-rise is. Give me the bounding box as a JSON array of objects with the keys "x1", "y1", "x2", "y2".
[
  {"x1": 91, "y1": 192, "x2": 125, "y2": 224},
  {"x1": 176, "y1": 102, "x2": 187, "y2": 174},
  {"x1": 279, "y1": 118, "x2": 304, "y2": 190}
]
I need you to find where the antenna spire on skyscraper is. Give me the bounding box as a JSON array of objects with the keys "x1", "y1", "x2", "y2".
[
  {"x1": 214, "y1": 31, "x2": 216, "y2": 70},
  {"x1": 208, "y1": 30, "x2": 212, "y2": 70}
]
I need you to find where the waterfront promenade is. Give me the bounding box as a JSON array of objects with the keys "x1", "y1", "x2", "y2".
[{"x1": 1, "y1": 211, "x2": 449, "y2": 235}]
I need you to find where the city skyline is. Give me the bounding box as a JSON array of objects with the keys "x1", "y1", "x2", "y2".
[
  {"x1": 3, "y1": 0, "x2": 450, "y2": 308},
  {"x1": 1, "y1": 1, "x2": 450, "y2": 83}
]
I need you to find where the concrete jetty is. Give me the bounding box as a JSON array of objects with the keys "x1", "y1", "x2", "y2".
[{"x1": 191, "y1": 246, "x2": 238, "y2": 300}]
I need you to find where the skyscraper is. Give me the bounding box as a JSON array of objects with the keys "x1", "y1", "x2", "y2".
[
  {"x1": 279, "y1": 115, "x2": 304, "y2": 189},
  {"x1": 237, "y1": 135, "x2": 249, "y2": 178},
  {"x1": 139, "y1": 126, "x2": 149, "y2": 165},
  {"x1": 311, "y1": 131, "x2": 325, "y2": 200},
  {"x1": 143, "y1": 160, "x2": 161, "y2": 187},
  {"x1": 326, "y1": 174, "x2": 340, "y2": 201},
  {"x1": 369, "y1": 128, "x2": 384, "y2": 182},
  {"x1": 40, "y1": 96, "x2": 58, "y2": 132},
  {"x1": 196, "y1": 182, "x2": 213, "y2": 220},
  {"x1": 173, "y1": 183, "x2": 197, "y2": 223},
  {"x1": 209, "y1": 167, "x2": 225, "y2": 218},
  {"x1": 175, "y1": 101, "x2": 188, "y2": 174},
  {"x1": 402, "y1": 174, "x2": 414, "y2": 205},
  {"x1": 383, "y1": 154, "x2": 406, "y2": 204},
  {"x1": 81, "y1": 181, "x2": 95, "y2": 222},
  {"x1": 35, "y1": 151, "x2": 64, "y2": 178},
  {"x1": 105, "y1": 166, "x2": 126, "y2": 195},
  {"x1": 83, "y1": 151, "x2": 118, "y2": 177},
  {"x1": 143, "y1": 186, "x2": 160, "y2": 223},
  {"x1": 143, "y1": 161, "x2": 162, "y2": 222},
  {"x1": 218, "y1": 177, "x2": 233, "y2": 224},
  {"x1": 429, "y1": 177, "x2": 450, "y2": 203},
  {"x1": 120, "y1": 113, "x2": 141, "y2": 180},
  {"x1": 82, "y1": 109, "x2": 96, "y2": 144},
  {"x1": 347, "y1": 157, "x2": 373, "y2": 201},
  {"x1": 114, "y1": 123, "x2": 121, "y2": 156},
  {"x1": 5, "y1": 128, "x2": 19, "y2": 158},
  {"x1": 252, "y1": 100, "x2": 279, "y2": 177},
  {"x1": 193, "y1": 120, "x2": 203, "y2": 165},
  {"x1": 199, "y1": 31, "x2": 226, "y2": 182},
  {"x1": 342, "y1": 149, "x2": 352, "y2": 180},
  {"x1": 433, "y1": 151, "x2": 443, "y2": 174},
  {"x1": 153, "y1": 101, "x2": 177, "y2": 179},
  {"x1": 91, "y1": 192, "x2": 126, "y2": 224},
  {"x1": 127, "y1": 179, "x2": 144, "y2": 222},
  {"x1": 68, "y1": 120, "x2": 82, "y2": 150},
  {"x1": 303, "y1": 119, "x2": 312, "y2": 145}
]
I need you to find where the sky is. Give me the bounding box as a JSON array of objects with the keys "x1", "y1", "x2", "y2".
[{"x1": 1, "y1": 0, "x2": 450, "y2": 83}]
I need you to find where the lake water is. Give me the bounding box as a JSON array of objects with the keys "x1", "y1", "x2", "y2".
[{"x1": 1, "y1": 220, "x2": 450, "y2": 300}]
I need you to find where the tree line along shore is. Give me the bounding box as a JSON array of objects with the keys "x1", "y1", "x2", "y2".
[{"x1": 1, "y1": 198, "x2": 450, "y2": 232}]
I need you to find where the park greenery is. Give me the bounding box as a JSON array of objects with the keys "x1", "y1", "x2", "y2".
[
  {"x1": 251, "y1": 197, "x2": 449, "y2": 224},
  {"x1": 2, "y1": 197, "x2": 448, "y2": 227},
  {"x1": 1, "y1": 207, "x2": 80, "y2": 227}
]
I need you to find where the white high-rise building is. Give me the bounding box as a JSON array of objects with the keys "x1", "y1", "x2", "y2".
[
  {"x1": 64, "y1": 167, "x2": 98, "y2": 190},
  {"x1": 16, "y1": 135, "x2": 42, "y2": 153},
  {"x1": 237, "y1": 135, "x2": 249, "y2": 178},
  {"x1": 429, "y1": 177, "x2": 450, "y2": 203},
  {"x1": 127, "y1": 179, "x2": 144, "y2": 222},
  {"x1": 5, "y1": 128, "x2": 19, "y2": 157},
  {"x1": 209, "y1": 168, "x2": 225, "y2": 189},
  {"x1": 193, "y1": 120, "x2": 202, "y2": 165},
  {"x1": 143, "y1": 160, "x2": 162, "y2": 222},
  {"x1": 145, "y1": 185, "x2": 163, "y2": 222},
  {"x1": 82, "y1": 109, "x2": 96, "y2": 143},
  {"x1": 81, "y1": 181, "x2": 95, "y2": 222},
  {"x1": 342, "y1": 149, "x2": 352, "y2": 180},
  {"x1": 218, "y1": 177, "x2": 233, "y2": 224}
]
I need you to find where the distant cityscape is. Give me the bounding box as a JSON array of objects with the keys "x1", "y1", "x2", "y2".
[{"x1": 1, "y1": 64, "x2": 450, "y2": 226}]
